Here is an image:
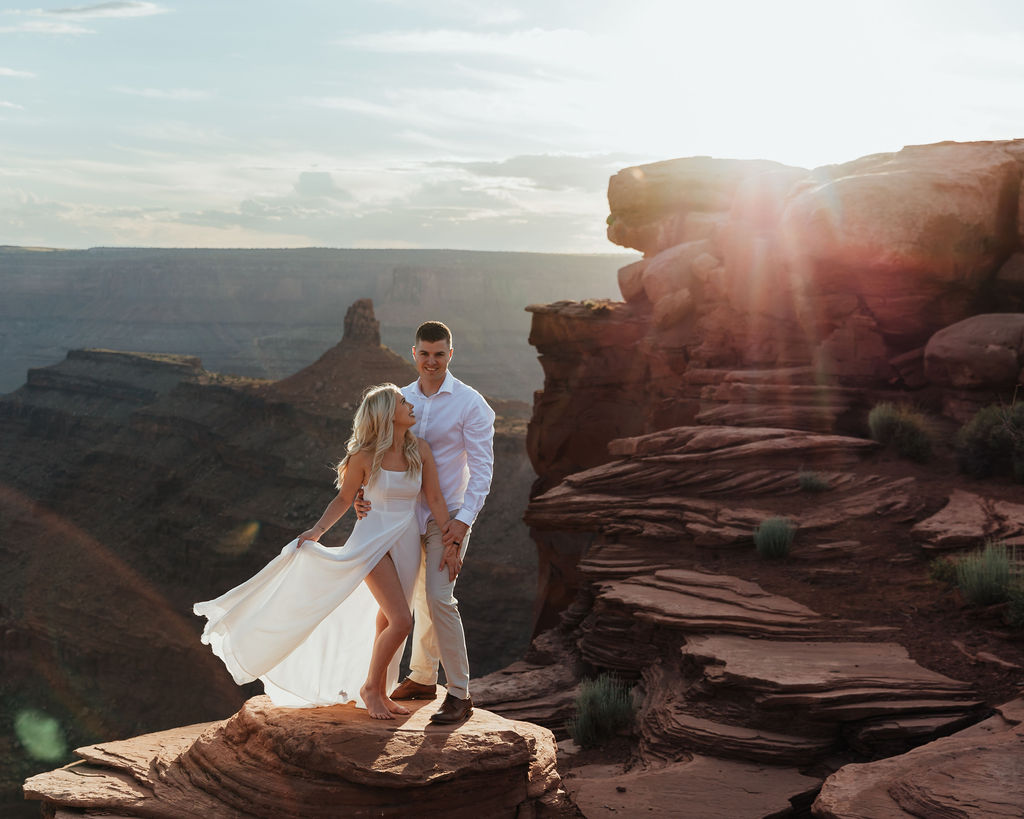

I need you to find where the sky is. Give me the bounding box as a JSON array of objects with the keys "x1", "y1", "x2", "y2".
[{"x1": 1, "y1": 0, "x2": 1023, "y2": 252}]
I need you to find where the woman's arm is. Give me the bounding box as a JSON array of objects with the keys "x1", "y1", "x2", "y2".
[
  {"x1": 419, "y1": 438, "x2": 461, "y2": 581},
  {"x1": 418, "y1": 439, "x2": 450, "y2": 530},
  {"x1": 297, "y1": 451, "x2": 369, "y2": 546}
]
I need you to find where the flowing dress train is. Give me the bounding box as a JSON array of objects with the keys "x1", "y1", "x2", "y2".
[{"x1": 193, "y1": 468, "x2": 421, "y2": 708}]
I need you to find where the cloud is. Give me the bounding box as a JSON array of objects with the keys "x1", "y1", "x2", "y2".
[
  {"x1": 0, "y1": 20, "x2": 92, "y2": 34},
  {"x1": 0, "y1": 2, "x2": 165, "y2": 33},
  {"x1": 0, "y1": 67, "x2": 35, "y2": 77},
  {"x1": 113, "y1": 87, "x2": 212, "y2": 101},
  {"x1": 45, "y1": 2, "x2": 168, "y2": 19},
  {"x1": 0, "y1": 100, "x2": 25, "y2": 109},
  {"x1": 294, "y1": 172, "x2": 353, "y2": 201},
  {"x1": 336, "y1": 27, "x2": 595, "y2": 67},
  {"x1": 438, "y1": 153, "x2": 646, "y2": 192}
]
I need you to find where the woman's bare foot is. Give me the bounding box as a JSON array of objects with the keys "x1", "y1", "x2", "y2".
[
  {"x1": 360, "y1": 684, "x2": 394, "y2": 720},
  {"x1": 381, "y1": 691, "x2": 410, "y2": 716}
]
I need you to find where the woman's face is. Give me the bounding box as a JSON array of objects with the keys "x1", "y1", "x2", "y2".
[{"x1": 393, "y1": 393, "x2": 415, "y2": 427}]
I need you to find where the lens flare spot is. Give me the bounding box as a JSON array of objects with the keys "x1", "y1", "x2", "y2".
[
  {"x1": 14, "y1": 709, "x2": 68, "y2": 762},
  {"x1": 216, "y1": 520, "x2": 260, "y2": 555}
]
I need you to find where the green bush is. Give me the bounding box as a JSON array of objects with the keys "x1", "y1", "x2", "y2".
[
  {"x1": 955, "y1": 540, "x2": 1016, "y2": 605},
  {"x1": 867, "y1": 402, "x2": 933, "y2": 462},
  {"x1": 797, "y1": 471, "x2": 831, "y2": 492},
  {"x1": 754, "y1": 517, "x2": 795, "y2": 559},
  {"x1": 955, "y1": 403, "x2": 1024, "y2": 481},
  {"x1": 929, "y1": 556, "x2": 958, "y2": 586},
  {"x1": 566, "y1": 674, "x2": 635, "y2": 749},
  {"x1": 1007, "y1": 584, "x2": 1024, "y2": 630}
]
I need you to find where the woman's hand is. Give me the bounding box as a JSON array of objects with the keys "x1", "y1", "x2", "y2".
[{"x1": 297, "y1": 527, "x2": 324, "y2": 548}]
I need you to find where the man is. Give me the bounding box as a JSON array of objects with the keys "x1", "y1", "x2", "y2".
[{"x1": 384, "y1": 320, "x2": 495, "y2": 724}]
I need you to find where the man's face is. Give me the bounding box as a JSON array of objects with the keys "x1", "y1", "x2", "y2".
[{"x1": 413, "y1": 339, "x2": 452, "y2": 383}]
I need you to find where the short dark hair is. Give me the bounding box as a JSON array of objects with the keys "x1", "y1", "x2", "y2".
[{"x1": 415, "y1": 321, "x2": 452, "y2": 347}]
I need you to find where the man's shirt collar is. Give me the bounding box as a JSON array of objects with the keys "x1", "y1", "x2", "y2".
[{"x1": 413, "y1": 369, "x2": 455, "y2": 397}]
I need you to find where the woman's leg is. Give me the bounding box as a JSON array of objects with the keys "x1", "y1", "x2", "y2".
[
  {"x1": 359, "y1": 553, "x2": 413, "y2": 719},
  {"x1": 371, "y1": 608, "x2": 409, "y2": 715}
]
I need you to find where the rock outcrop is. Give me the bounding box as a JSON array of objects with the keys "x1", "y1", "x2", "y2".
[
  {"x1": 24, "y1": 695, "x2": 570, "y2": 818},
  {"x1": 527, "y1": 141, "x2": 1024, "y2": 510},
  {"x1": 924, "y1": 312, "x2": 1024, "y2": 420},
  {"x1": 910, "y1": 488, "x2": 1024, "y2": 549},
  {"x1": 524, "y1": 423, "x2": 916, "y2": 628},
  {"x1": 508, "y1": 140, "x2": 1024, "y2": 817},
  {"x1": 812, "y1": 697, "x2": 1024, "y2": 818},
  {"x1": 260, "y1": 298, "x2": 417, "y2": 416}
]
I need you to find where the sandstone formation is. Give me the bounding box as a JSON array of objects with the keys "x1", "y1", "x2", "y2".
[
  {"x1": 510, "y1": 141, "x2": 1024, "y2": 817},
  {"x1": 911, "y1": 488, "x2": 1024, "y2": 549},
  {"x1": 812, "y1": 697, "x2": 1024, "y2": 818},
  {"x1": 565, "y1": 756, "x2": 821, "y2": 818},
  {"x1": 528, "y1": 141, "x2": 1024, "y2": 508},
  {"x1": 924, "y1": 312, "x2": 1024, "y2": 420},
  {"x1": 260, "y1": 298, "x2": 417, "y2": 416},
  {"x1": 24, "y1": 695, "x2": 570, "y2": 818},
  {"x1": 524, "y1": 424, "x2": 916, "y2": 628}
]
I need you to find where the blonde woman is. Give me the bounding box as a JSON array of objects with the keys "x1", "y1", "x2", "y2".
[{"x1": 194, "y1": 384, "x2": 452, "y2": 720}]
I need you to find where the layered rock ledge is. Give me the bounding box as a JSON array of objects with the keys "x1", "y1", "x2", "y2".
[
  {"x1": 24, "y1": 695, "x2": 570, "y2": 818},
  {"x1": 813, "y1": 697, "x2": 1024, "y2": 818}
]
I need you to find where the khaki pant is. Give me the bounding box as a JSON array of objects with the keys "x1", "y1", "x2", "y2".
[{"x1": 407, "y1": 512, "x2": 471, "y2": 699}]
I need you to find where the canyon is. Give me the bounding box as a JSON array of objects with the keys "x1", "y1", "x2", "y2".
[
  {"x1": 0, "y1": 246, "x2": 626, "y2": 402},
  {"x1": 18, "y1": 139, "x2": 1024, "y2": 817}
]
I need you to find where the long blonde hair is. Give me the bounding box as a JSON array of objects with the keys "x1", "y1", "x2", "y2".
[{"x1": 336, "y1": 383, "x2": 421, "y2": 489}]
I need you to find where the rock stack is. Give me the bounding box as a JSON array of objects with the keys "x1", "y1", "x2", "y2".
[{"x1": 260, "y1": 298, "x2": 416, "y2": 416}]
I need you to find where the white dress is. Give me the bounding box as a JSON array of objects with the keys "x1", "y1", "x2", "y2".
[{"x1": 193, "y1": 468, "x2": 422, "y2": 708}]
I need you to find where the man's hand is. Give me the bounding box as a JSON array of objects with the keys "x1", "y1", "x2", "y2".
[
  {"x1": 439, "y1": 544, "x2": 462, "y2": 582},
  {"x1": 441, "y1": 519, "x2": 469, "y2": 549},
  {"x1": 353, "y1": 487, "x2": 371, "y2": 520}
]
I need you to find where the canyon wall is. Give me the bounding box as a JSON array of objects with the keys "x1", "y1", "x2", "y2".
[
  {"x1": 0, "y1": 247, "x2": 627, "y2": 401},
  {"x1": 526, "y1": 140, "x2": 1024, "y2": 628}
]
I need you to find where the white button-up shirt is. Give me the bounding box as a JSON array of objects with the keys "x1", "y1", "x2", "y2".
[{"x1": 403, "y1": 370, "x2": 496, "y2": 533}]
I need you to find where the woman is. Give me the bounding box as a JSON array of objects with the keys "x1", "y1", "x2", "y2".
[{"x1": 194, "y1": 383, "x2": 450, "y2": 719}]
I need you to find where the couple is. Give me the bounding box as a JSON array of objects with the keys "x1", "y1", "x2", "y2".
[{"x1": 194, "y1": 321, "x2": 495, "y2": 723}]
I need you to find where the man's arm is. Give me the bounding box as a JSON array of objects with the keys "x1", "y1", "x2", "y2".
[{"x1": 453, "y1": 396, "x2": 496, "y2": 528}]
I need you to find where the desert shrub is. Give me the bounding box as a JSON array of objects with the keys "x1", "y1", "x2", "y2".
[
  {"x1": 955, "y1": 403, "x2": 1024, "y2": 481},
  {"x1": 867, "y1": 402, "x2": 933, "y2": 462},
  {"x1": 754, "y1": 517, "x2": 795, "y2": 559},
  {"x1": 567, "y1": 674, "x2": 635, "y2": 749},
  {"x1": 929, "y1": 556, "x2": 958, "y2": 586},
  {"x1": 1003, "y1": 581, "x2": 1024, "y2": 626},
  {"x1": 954, "y1": 540, "x2": 1016, "y2": 605},
  {"x1": 797, "y1": 471, "x2": 831, "y2": 492},
  {"x1": 1007, "y1": 584, "x2": 1024, "y2": 630}
]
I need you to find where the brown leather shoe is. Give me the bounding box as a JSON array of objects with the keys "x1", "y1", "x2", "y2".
[
  {"x1": 390, "y1": 677, "x2": 437, "y2": 700},
  {"x1": 429, "y1": 693, "x2": 473, "y2": 724}
]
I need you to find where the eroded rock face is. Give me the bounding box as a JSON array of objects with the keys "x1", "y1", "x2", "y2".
[
  {"x1": 925, "y1": 312, "x2": 1024, "y2": 388},
  {"x1": 529, "y1": 142, "x2": 1024, "y2": 494},
  {"x1": 565, "y1": 756, "x2": 820, "y2": 819},
  {"x1": 911, "y1": 488, "x2": 1024, "y2": 549},
  {"x1": 812, "y1": 697, "x2": 1024, "y2": 819},
  {"x1": 526, "y1": 425, "x2": 913, "y2": 547},
  {"x1": 261, "y1": 297, "x2": 416, "y2": 416},
  {"x1": 23, "y1": 695, "x2": 571, "y2": 818}
]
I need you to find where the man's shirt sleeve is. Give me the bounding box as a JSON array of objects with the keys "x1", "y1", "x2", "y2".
[{"x1": 455, "y1": 396, "x2": 496, "y2": 527}]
